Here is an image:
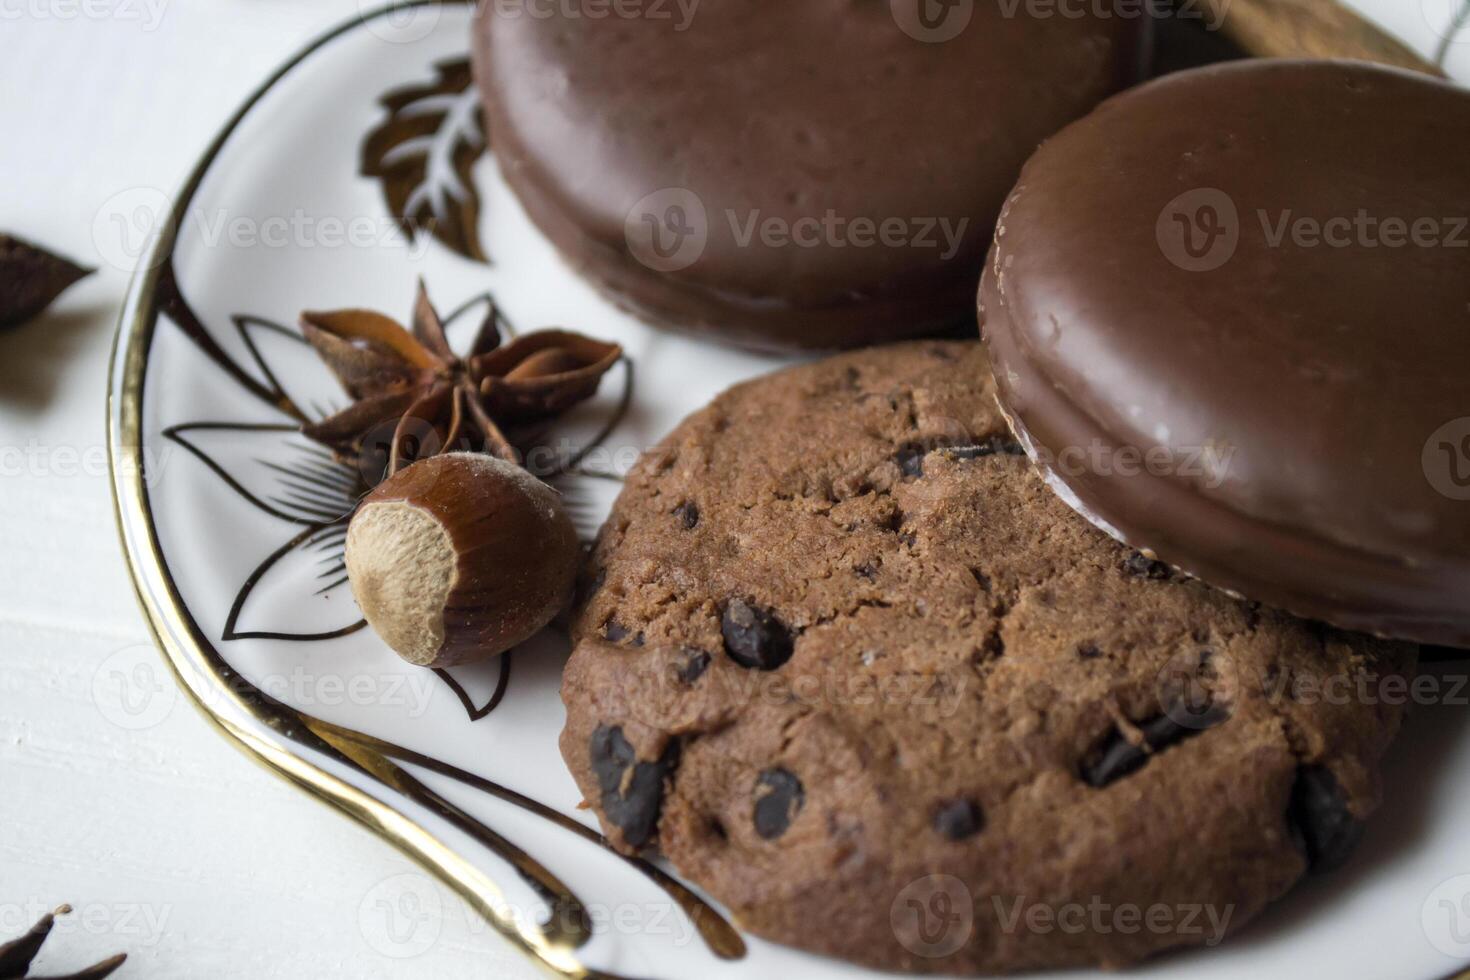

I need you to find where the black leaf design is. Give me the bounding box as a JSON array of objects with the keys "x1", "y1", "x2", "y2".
[
  {"x1": 223, "y1": 520, "x2": 367, "y2": 642},
  {"x1": 362, "y1": 58, "x2": 489, "y2": 264}
]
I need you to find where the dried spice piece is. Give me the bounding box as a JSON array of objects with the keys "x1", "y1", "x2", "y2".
[
  {"x1": 300, "y1": 281, "x2": 621, "y2": 478},
  {"x1": 0, "y1": 235, "x2": 92, "y2": 330},
  {"x1": 0, "y1": 906, "x2": 126, "y2": 979}
]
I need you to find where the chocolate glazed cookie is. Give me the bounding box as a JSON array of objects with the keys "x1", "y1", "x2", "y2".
[
  {"x1": 561, "y1": 342, "x2": 1416, "y2": 973},
  {"x1": 980, "y1": 60, "x2": 1470, "y2": 646},
  {"x1": 473, "y1": 0, "x2": 1148, "y2": 351}
]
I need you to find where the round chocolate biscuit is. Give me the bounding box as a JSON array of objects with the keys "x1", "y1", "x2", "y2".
[
  {"x1": 979, "y1": 59, "x2": 1470, "y2": 646},
  {"x1": 473, "y1": 0, "x2": 1148, "y2": 351},
  {"x1": 561, "y1": 341, "x2": 1415, "y2": 973}
]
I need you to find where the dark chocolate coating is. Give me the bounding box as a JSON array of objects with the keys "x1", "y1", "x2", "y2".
[
  {"x1": 980, "y1": 60, "x2": 1470, "y2": 646},
  {"x1": 473, "y1": 0, "x2": 1148, "y2": 351}
]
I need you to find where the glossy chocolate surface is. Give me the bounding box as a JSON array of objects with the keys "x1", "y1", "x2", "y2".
[
  {"x1": 981, "y1": 60, "x2": 1470, "y2": 645},
  {"x1": 474, "y1": 0, "x2": 1147, "y2": 350}
]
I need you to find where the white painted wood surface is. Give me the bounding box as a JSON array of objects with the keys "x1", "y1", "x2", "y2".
[
  {"x1": 0, "y1": 2, "x2": 1462, "y2": 977},
  {"x1": 1, "y1": 4, "x2": 538, "y2": 976}
]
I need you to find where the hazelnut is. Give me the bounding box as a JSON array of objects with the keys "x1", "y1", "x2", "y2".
[{"x1": 345, "y1": 452, "x2": 579, "y2": 667}]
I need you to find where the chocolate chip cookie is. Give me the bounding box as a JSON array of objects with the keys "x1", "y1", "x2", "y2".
[{"x1": 562, "y1": 342, "x2": 1416, "y2": 972}]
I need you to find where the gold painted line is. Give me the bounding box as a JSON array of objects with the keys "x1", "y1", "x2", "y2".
[
  {"x1": 102, "y1": 3, "x2": 633, "y2": 977},
  {"x1": 311, "y1": 718, "x2": 749, "y2": 961}
]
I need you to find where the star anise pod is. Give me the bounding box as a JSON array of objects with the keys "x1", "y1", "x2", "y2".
[
  {"x1": 0, "y1": 907, "x2": 125, "y2": 980},
  {"x1": 0, "y1": 234, "x2": 92, "y2": 331},
  {"x1": 300, "y1": 282, "x2": 621, "y2": 479}
]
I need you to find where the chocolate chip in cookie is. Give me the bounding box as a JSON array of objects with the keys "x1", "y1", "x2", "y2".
[
  {"x1": 675, "y1": 648, "x2": 712, "y2": 685},
  {"x1": 753, "y1": 768, "x2": 804, "y2": 840},
  {"x1": 933, "y1": 799, "x2": 985, "y2": 841},
  {"x1": 589, "y1": 725, "x2": 677, "y2": 849},
  {"x1": 721, "y1": 600, "x2": 794, "y2": 671},
  {"x1": 1082, "y1": 711, "x2": 1226, "y2": 789},
  {"x1": 1288, "y1": 766, "x2": 1364, "y2": 874}
]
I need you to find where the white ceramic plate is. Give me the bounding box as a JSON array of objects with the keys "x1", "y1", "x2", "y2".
[{"x1": 107, "y1": 2, "x2": 1470, "y2": 977}]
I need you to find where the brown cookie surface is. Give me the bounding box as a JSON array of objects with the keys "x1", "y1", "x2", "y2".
[{"x1": 562, "y1": 342, "x2": 1415, "y2": 973}]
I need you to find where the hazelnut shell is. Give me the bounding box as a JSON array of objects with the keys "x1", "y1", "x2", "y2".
[{"x1": 345, "y1": 453, "x2": 579, "y2": 667}]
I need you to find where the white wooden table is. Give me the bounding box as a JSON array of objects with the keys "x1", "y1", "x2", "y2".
[
  {"x1": 2, "y1": 4, "x2": 537, "y2": 975},
  {"x1": 0, "y1": 2, "x2": 1461, "y2": 977}
]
